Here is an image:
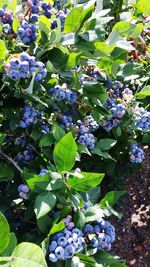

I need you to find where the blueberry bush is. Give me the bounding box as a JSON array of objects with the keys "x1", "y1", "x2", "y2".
[{"x1": 0, "y1": 0, "x2": 150, "y2": 266}]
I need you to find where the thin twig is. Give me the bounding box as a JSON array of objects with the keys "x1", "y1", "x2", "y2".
[{"x1": 0, "y1": 150, "x2": 23, "y2": 174}]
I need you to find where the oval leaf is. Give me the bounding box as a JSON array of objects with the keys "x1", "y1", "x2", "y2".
[
  {"x1": 67, "y1": 172, "x2": 105, "y2": 192},
  {"x1": 12, "y1": 242, "x2": 47, "y2": 267},
  {"x1": 53, "y1": 132, "x2": 77, "y2": 172},
  {"x1": 0, "y1": 212, "x2": 10, "y2": 253},
  {"x1": 34, "y1": 192, "x2": 56, "y2": 219}
]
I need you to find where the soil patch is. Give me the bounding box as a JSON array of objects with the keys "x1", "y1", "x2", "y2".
[{"x1": 111, "y1": 149, "x2": 150, "y2": 267}]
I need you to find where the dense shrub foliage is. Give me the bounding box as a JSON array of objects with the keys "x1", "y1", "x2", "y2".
[{"x1": 0, "y1": 0, "x2": 150, "y2": 266}]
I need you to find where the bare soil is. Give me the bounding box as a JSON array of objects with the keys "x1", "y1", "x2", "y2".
[{"x1": 111, "y1": 149, "x2": 150, "y2": 267}]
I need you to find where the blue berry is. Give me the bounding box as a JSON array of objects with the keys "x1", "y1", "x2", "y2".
[
  {"x1": 49, "y1": 216, "x2": 85, "y2": 262},
  {"x1": 134, "y1": 107, "x2": 150, "y2": 132},
  {"x1": 18, "y1": 21, "x2": 37, "y2": 45},
  {"x1": 48, "y1": 85, "x2": 77, "y2": 105},
  {"x1": 39, "y1": 169, "x2": 48, "y2": 176},
  {"x1": 18, "y1": 147, "x2": 34, "y2": 165},
  {"x1": 0, "y1": 8, "x2": 4, "y2": 17},
  {"x1": 5, "y1": 52, "x2": 47, "y2": 82},
  {"x1": 18, "y1": 184, "x2": 29, "y2": 199},
  {"x1": 83, "y1": 220, "x2": 115, "y2": 252},
  {"x1": 83, "y1": 224, "x2": 93, "y2": 234},
  {"x1": 129, "y1": 144, "x2": 144, "y2": 164}
]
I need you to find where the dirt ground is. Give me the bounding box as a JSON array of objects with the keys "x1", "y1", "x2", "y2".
[{"x1": 111, "y1": 149, "x2": 150, "y2": 267}]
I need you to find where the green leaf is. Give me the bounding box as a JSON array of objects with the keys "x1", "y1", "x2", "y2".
[
  {"x1": 37, "y1": 215, "x2": 50, "y2": 235},
  {"x1": 38, "y1": 15, "x2": 50, "y2": 37},
  {"x1": 67, "y1": 172, "x2": 105, "y2": 192},
  {"x1": 39, "y1": 134, "x2": 54, "y2": 147},
  {"x1": 34, "y1": 192, "x2": 56, "y2": 219},
  {"x1": 73, "y1": 211, "x2": 86, "y2": 229},
  {"x1": 12, "y1": 242, "x2": 47, "y2": 267},
  {"x1": 91, "y1": 148, "x2": 116, "y2": 161},
  {"x1": 94, "y1": 251, "x2": 123, "y2": 265},
  {"x1": 76, "y1": 253, "x2": 96, "y2": 264},
  {"x1": 0, "y1": 133, "x2": 5, "y2": 144},
  {"x1": 116, "y1": 39, "x2": 135, "y2": 51},
  {"x1": 6, "y1": 0, "x2": 17, "y2": 12},
  {"x1": 83, "y1": 82, "x2": 108, "y2": 103},
  {"x1": 86, "y1": 187, "x2": 101, "y2": 205},
  {"x1": 117, "y1": 62, "x2": 142, "y2": 80},
  {"x1": 100, "y1": 191, "x2": 126, "y2": 207},
  {"x1": 12, "y1": 18, "x2": 20, "y2": 34},
  {"x1": 135, "y1": 0, "x2": 150, "y2": 15},
  {"x1": 52, "y1": 124, "x2": 65, "y2": 141},
  {"x1": 84, "y1": 206, "x2": 104, "y2": 222},
  {"x1": 0, "y1": 163, "x2": 14, "y2": 179},
  {"x1": 47, "y1": 47, "x2": 69, "y2": 70},
  {"x1": 0, "y1": 212, "x2": 10, "y2": 253},
  {"x1": 95, "y1": 139, "x2": 117, "y2": 151},
  {"x1": 1, "y1": 233, "x2": 17, "y2": 256},
  {"x1": 136, "y1": 86, "x2": 150, "y2": 99},
  {"x1": 53, "y1": 132, "x2": 77, "y2": 172},
  {"x1": 64, "y1": 6, "x2": 83, "y2": 33},
  {"x1": 26, "y1": 73, "x2": 36, "y2": 95},
  {"x1": 106, "y1": 202, "x2": 123, "y2": 219},
  {"x1": 0, "y1": 40, "x2": 7, "y2": 59},
  {"x1": 106, "y1": 30, "x2": 120, "y2": 46},
  {"x1": 49, "y1": 221, "x2": 65, "y2": 236}
]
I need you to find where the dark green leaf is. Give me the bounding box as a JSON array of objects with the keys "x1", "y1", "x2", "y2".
[
  {"x1": 39, "y1": 134, "x2": 54, "y2": 147},
  {"x1": 37, "y1": 215, "x2": 51, "y2": 235},
  {"x1": 34, "y1": 192, "x2": 56, "y2": 219},
  {"x1": 67, "y1": 172, "x2": 104, "y2": 192},
  {"x1": 73, "y1": 211, "x2": 86, "y2": 229},
  {"x1": 100, "y1": 191, "x2": 126, "y2": 207},
  {"x1": 95, "y1": 139, "x2": 117, "y2": 150}
]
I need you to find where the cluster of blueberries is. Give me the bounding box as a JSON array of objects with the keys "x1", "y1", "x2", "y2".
[
  {"x1": 28, "y1": 0, "x2": 69, "y2": 29},
  {"x1": 60, "y1": 115, "x2": 74, "y2": 131},
  {"x1": 129, "y1": 144, "x2": 145, "y2": 164},
  {"x1": 101, "y1": 103, "x2": 126, "y2": 132},
  {"x1": 5, "y1": 51, "x2": 47, "y2": 81},
  {"x1": 20, "y1": 105, "x2": 37, "y2": 128},
  {"x1": 18, "y1": 184, "x2": 30, "y2": 199},
  {"x1": 122, "y1": 88, "x2": 133, "y2": 102},
  {"x1": 49, "y1": 215, "x2": 116, "y2": 263},
  {"x1": 76, "y1": 120, "x2": 96, "y2": 150},
  {"x1": 41, "y1": 123, "x2": 50, "y2": 135},
  {"x1": 135, "y1": 107, "x2": 150, "y2": 132},
  {"x1": 83, "y1": 115, "x2": 99, "y2": 132},
  {"x1": 0, "y1": 8, "x2": 13, "y2": 34},
  {"x1": 17, "y1": 147, "x2": 34, "y2": 165},
  {"x1": 18, "y1": 21, "x2": 37, "y2": 45},
  {"x1": 15, "y1": 136, "x2": 27, "y2": 147},
  {"x1": 49, "y1": 215, "x2": 85, "y2": 263},
  {"x1": 107, "y1": 79, "x2": 123, "y2": 99},
  {"x1": 83, "y1": 220, "x2": 115, "y2": 252},
  {"x1": 48, "y1": 85, "x2": 77, "y2": 105},
  {"x1": 101, "y1": 80, "x2": 127, "y2": 132}
]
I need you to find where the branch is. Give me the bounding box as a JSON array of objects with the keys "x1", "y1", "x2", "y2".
[{"x1": 0, "y1": 150, "x2": 23, "y2": 174}]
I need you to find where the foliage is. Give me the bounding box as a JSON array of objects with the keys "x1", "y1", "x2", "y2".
[{"x1": 0, "y1": 0, "x2": 150, "y2": 266}]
